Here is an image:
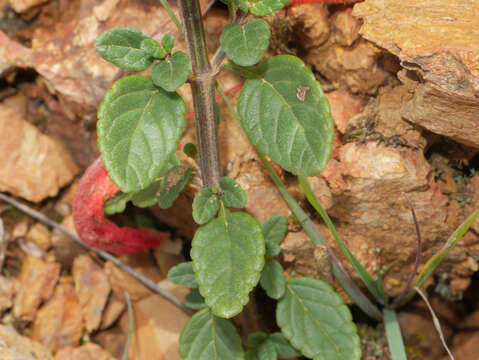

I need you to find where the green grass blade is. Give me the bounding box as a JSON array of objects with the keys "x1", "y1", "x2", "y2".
[
  {"x1": 400, "y1": 209, "x2": 479, "y2": 305},
  {"x1": 383, "y1": 309, "x2": 407, "y2": 360},
  {"x1": 298, "y1": 175, "x2": 386, "y2": 305},
  {"x1": 123, "y1": 291, "x2": 134, "y2": 360}
]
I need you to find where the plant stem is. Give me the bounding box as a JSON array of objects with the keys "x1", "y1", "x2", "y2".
[
  {"x1": 178, "y1": 0, "x2": 221, "y2": 189},
  {"x1": 159, "y1": 0, "x2": 183, "y2": 33}
]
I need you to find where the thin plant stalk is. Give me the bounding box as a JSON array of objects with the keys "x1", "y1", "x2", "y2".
[
  {"x1": 0, "y1": 192, "x2": 193, "y2": 315},
  {"x1": 298, "y1": 174, "x2": 387, "y2": 305},
  {"x1": 383, "y1": 309, "x2": 408, "y2": 360}
]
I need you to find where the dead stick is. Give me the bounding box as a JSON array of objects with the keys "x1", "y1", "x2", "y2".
[{"x1": 0, "y1": 192, "x2": 193, "y2": 316}]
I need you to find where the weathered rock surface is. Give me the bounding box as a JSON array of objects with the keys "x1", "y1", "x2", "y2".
[
  {"x1": 353, "y1": 0, "x2": 479, "y2": 148},
  {"x1": 55, "y1": 343, "x2": 115, "y2": 360},
  {"x1": 72, "y1": 254, "x2": 111, "y2": 333},
  {"x1": 13, "y1": 256, "x2": 60, "y2": 321},
  {"x1": 0, "y1": 325, "x2": 53, "y2": 360},
  {"x1": 51, "y1": 215, "x2": 86, "y2": 268},
  {"x1": 0, "y1": 104, "x2": 79, "y2": 202},
  {"x1": 105, "y1": 252, "x2": 163, "y2": 302},
  {"x1": 0, "y1": 276, "x2": 16, "y2": 313},
  {"x1": 0, "y1": 30, "x2": 33, "y2": 76},
  {"x1": 30, "y1": 0, "x2": 184, "y2": 122},
  {"x1": 26, "y1": 223, "x2": 52, "y2": 251},
  {"x1": 8, "y1": 0, "x2": 50, "y2": 13},
  {"x1": 119, "y1": 282, "x2": 189, "y2": 360},
  {"x1": 32, "y1": 282, "x2": 83, "y2": 353}
]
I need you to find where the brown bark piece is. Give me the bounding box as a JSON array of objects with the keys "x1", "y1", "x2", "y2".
[
  {"x1": 0, "y1": 104, "x2": 79, "y2": 202},
  {"x1": 32, "y1": 282, "x2": 84, "y2": 353},
  {"x1": 353, "y1": 0, "x2": 479, "y2": 147},
  {"x1": 72, "y1": 254, "x2": 111, "y2": 333},
  {"x1": 0, "y1": 325, "x2": 53, "y2": 360},
  {"x1": 13, "y1": 256, "x2": 60, "y2": 321},
  {"x1": 55, "y1": 343, "x2": 116, "y2": 360},
  {"x1": 119, "y1": 283, "x2": 189, "y2": 360}
]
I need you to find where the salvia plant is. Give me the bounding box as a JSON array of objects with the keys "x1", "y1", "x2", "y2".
[{"x1": 91, "y1": 0, "x2": 479, "y2": 359}]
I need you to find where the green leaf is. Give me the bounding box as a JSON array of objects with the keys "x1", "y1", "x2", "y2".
[
  {"x1": 220, "y1": 19, "x2": 270, "y2": 67},
  {"x1": 97, "y1": 76, "x2": 185, "y2": 192},
  {"x1": 104, "y1": 192, "x2": 132, "y2": 215},
  {"x1": 183, "y1": 143, "x2": 198, "y2": 158},
  {"x1": 179, "y1": 308, "x2": 245, "y2": 360},
  {"x1": 268, "y1": 332, "x2": 301, "y2": 358},
  {"x1": 158, "y1": 168, "x2": 193, "y2": 209},
  {"x1": 191, "y1": 212, "x2": 265, "y2": 318},
  {"x1": 140, "y1": 38, "x2": 167, "y2": 59},
  {"x1": 185, "y1": 289, "x2": 207, "y2": 309},
  {"x1": 220, "y1": 177, "x2": 246, "y2": 209},
  {"x1": 402, "y1": 209, "x2": 479, "y2": 304},
  {"x1": 192, "y1": 188, "x2": 220, "y2": 225},
  {"x1": 260, "y1": 259, "x2": 286, "y2": 299},
  {"x1": 247, "y1": 0, "x2": 289, "y2": 16},
  {"x1": 95, "y1": 27, "x2": 153, "y2": 70},
  {"x1": 237, "y1": 55, "x2": 334, "y2": 177},
  {"x1": 167, "y1": 262, "x2": 198, "y2": 288},
  {"x1": 151, "y1": 51, "x2": 191, "y2": 92},
  {"x1": 246, "y1": 341, "x2": 276, "y2": 360},
  {"x1": 262, "y1": 213, "x2": 287, "y2": 257},
  {"x1": 276, "y1": 277, "x2": 361, "y2": 360},
  {"x1": 246, "y1": 333, "x2": 276, "y2": 360},
  {"x1": 162, "y1": 34, "x2": 175, "y2": 54},
  {"x1": 383, "y1": 309, "x2": 407, "y2": 360},
  {"x1": 130, "y1": 181, "x2": 163, "y2": 208}
]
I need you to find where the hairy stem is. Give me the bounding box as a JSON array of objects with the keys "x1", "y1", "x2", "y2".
[{"x1": 178, "y1": 0, "x2": 221, "y2": 189}]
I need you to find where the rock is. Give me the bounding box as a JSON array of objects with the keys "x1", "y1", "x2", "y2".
[
  {"x1": 344, "y1": 85, "x2": 426, "y2": 150},
  {"x1": 13, "y1": 256, "x2": 60, "y2": 321},
  {"x1": 0, "y1": 325, "x2": 53, "y2": 360},
  {"x1": 51, "y1": 215, "x2": 86, "y2": 268},
  {"x1": 32, "y1": 282, "x2": 84, "y2": 353},
  {"x1": 325, "y1": 89, "x2": 362, "y2": 134},
  {"x1": 11, "y1": 218, "x2": 29, "y2": 239},
  {"x1": 319, "y1": 142, "x2": 455, "y2": 295},
  {"x1": 30, "y1": 0, "x2": 184, "y2": 122},
  {"x1": 286, "y1": 3, "x2": 330, "y2": 50},
  {"x1": 8, "y1": 0, "x2": 50, "y2": 13},
  {"x1": 119, "y1": 282, "x2": 190, "y2": 360},
  {"x1": 353, "y1": 0, "x2": 479, "y2": 148},
  {"x1": 55, "y1": 343, "x2": 116, "y2": 360},
  {"x1": 442, "y1": 332, "x2": 479, "y2": 360},
  {"x1": 0, "y1": 104, "x2": 79, "y2": 202},
  {"x1": 398, "y1": 301, "x2": 454, "y2": 360},
  {"x1": 100, "y1": 294, "x2": 125, "y2": 330},
  {"x1": 26, "y1": 223, "x2": 52, "y2": 251},
  {"x1": 72, "y1": 254, "x2": 111, "y2": 333},
  {"x1": 105, "y1": 252, "x2": 164, "y2": 302},
  {"x1": 0, "y1": 30, "x2": 33, "y2": 76},
  {"x1": 330, "y1": 7, "x2": 361, "y2": 47},
  {"x1": 93, "y1": 327, "x2": 126, "y2": 359},
  {"x1": 0, "y1": 276, "x2": 17, "y2": 313}
]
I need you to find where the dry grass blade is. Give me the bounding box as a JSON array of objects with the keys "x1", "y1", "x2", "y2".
[{"x1": 414, "y1": 286, "x2": 455, "y2": 360}]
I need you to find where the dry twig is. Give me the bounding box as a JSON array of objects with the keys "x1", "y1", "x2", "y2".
[{"x1": 0, "y1": 192, "x2": 193, "y2": 315}]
